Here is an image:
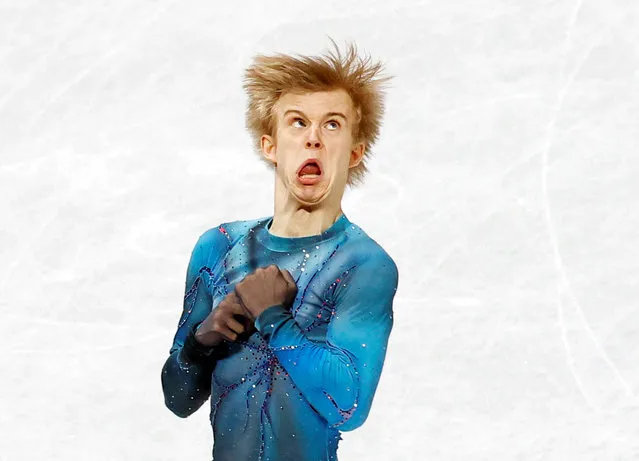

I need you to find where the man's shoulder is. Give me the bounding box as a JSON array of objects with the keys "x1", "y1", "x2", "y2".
[
  {"x1": 196, "y1": 216, "x2": 268, "y2": 248},
  {"x1": 326, "y1": 222, "x2": 399, "y2": 296},
  {"x1": 338, "y1": 221, "x2": 398, "y2": 272},
  {"x1": 343, "y1": 221, "x2": 395, "y2": 260}
]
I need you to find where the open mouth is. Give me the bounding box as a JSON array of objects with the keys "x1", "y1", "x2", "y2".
[{"x1": 297, "y1": 158, "x2": 323, "y2": 178}]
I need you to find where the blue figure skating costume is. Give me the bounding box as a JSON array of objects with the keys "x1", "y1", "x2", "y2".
[{"x1": 161, "y1": 213, "x2": 398, "y2": 461}]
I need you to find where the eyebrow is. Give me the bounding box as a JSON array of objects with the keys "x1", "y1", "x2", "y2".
[{"x1": 283, "y1": 109, "x2": 348, "y2": 122}]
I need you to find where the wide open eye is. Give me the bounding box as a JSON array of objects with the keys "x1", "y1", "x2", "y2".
[
  {"x1": 326, "y1": 120, "x2": 340, "y2": 130},
  {"x1": 292, "y1": 118, "x2": 340, "y2": 130}
]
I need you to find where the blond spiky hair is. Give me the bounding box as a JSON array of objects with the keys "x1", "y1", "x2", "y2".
[{"x1": 242, "y1": 38, "x2": 393, "y2": 188}]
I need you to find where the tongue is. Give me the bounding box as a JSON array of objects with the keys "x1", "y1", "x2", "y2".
[{"x1": 300, "y1": 164, "x2": 321, "y2": 176}]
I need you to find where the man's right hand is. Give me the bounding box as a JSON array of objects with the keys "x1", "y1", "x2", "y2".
[{"x1": 194, "y1": 291, "x2": 255, "y2": 347}]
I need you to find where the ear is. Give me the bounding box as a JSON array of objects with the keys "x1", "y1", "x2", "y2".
[
  {"x1": 349, "y1": 141, "x2": 366, "y2": 168},
  {"x1": 261, "y1": 134, "x2": 277, "y2": 165}
]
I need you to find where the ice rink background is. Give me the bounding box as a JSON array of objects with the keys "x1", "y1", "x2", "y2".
[{"x1": 1, "y1": 1, "x2": 638, "y2": 460}]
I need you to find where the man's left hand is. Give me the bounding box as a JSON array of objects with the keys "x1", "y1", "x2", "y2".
[{"x1": 234, "y1": 265, "x2": 298, "y2": 320}]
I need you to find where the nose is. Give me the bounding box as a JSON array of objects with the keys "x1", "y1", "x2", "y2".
[{"x1": 305, "y1": 128, "x2": 322, "y2": 149}]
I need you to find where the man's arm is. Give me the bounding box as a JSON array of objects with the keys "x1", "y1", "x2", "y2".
[
  {"x1": 161, "y1": 229, "x2": 226, "y2": 418},
  {"x1": 254, "y1": 250, "x2": 398, "y2": 431}
]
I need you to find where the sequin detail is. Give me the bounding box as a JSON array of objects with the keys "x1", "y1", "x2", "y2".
[{"x1": 178, "y1": 266, "x2": 215, "y2": 328}]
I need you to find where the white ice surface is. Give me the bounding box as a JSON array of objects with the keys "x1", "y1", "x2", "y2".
[{"x1": 1, "y1": 1, "x2": 638, "y2": 460}]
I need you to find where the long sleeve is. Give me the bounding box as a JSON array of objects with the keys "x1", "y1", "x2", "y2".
[
  {"x1": 161, "y1": 229, "x2": 226, "y2": 418},
  {"x1": 254, "y1": 250, "x2": 398, "y2": 431}
]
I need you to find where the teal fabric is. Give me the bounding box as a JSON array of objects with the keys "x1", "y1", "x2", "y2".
[{"x1": 161, "y1": 213, "x2": 398, "y2": 461}]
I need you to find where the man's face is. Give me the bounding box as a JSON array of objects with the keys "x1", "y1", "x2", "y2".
[{"x1": 261, "y1": 89, "x2": 365, "y2": 206}]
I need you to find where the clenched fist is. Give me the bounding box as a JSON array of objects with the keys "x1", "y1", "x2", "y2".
[
  {"x1": 234, "y1": 265, "x2": 297, "y2": 320},
  {"x1": 194, "y1": 291, "x2": 256, "y2": 347}
]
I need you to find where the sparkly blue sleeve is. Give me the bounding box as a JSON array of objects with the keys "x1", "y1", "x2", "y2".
[
  {"x1": 254, "y1": 251, "x2": 398, "y2": 431},
  {"x1": 161, "y1": 230, "x2": 225, "y2": 418}
]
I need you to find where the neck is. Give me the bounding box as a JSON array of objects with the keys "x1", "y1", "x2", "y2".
[
  {"x1": 269, "y1": 208, "x2": 344, "y2": 238},
  {"x1": 268, "y1": 172, "x2": 345, "y2": 238}
]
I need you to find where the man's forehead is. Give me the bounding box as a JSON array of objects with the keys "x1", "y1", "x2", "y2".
[{"x1": 275, "y1": 90, "x2": 353, "y2": 117}]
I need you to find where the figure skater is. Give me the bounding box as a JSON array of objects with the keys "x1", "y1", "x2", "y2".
[{"x1": 161, "y1": 38, "x2": 399, "y2": 461}]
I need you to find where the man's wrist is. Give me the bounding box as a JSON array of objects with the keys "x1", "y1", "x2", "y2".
[{"x1": 254, "y1": 304, "x2": 290, "y2": 337}]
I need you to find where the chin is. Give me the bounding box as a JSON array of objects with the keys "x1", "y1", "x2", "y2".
[{"x1": 290, "y1": 177, "x2": 330, "y2": 201}]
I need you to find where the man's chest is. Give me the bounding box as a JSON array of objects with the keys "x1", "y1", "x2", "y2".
[{"x1": 207, "y1": 241, "x2": 347, "y2": 339}]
